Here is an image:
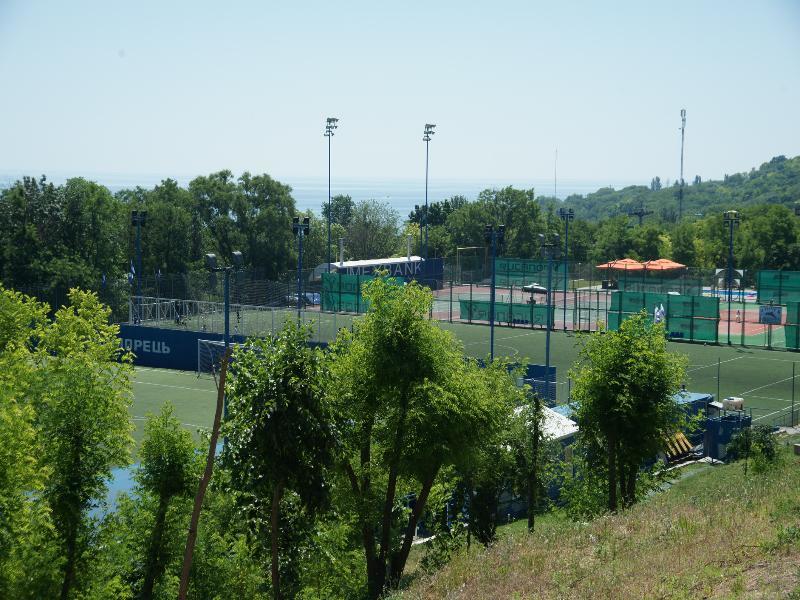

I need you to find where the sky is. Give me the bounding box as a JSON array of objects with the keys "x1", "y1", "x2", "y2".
[{"x1": 1, "y1": 0, "x2": 799, "y2": 186}]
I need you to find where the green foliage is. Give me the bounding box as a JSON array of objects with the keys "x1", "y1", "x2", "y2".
[
  {"x1": 570, "y1": 313, "x2": 687, "y2": 511},
  {"x1": 225, "y1": 322, "x2": 335, "y2": 598},
  {"x1": 327, "y1": 275, "x2": 510, "y2": 596},
  {"x1": 726, "y1": 424, "x2": 779, "y2": 473}
]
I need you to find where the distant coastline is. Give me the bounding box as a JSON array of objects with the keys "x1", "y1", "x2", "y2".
[{"x1": 0, "y1": 172, "x2": 641, "y2": 216}]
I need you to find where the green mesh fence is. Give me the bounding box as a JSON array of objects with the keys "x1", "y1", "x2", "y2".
[
  {"x1": 494, "y1": 258, "x2": 568, "y2": 290},
  {"x1": 616, "y1": 275, "x2": 702, "y2": 295},
  {"x1": 459, "y1": 299, "x2": 554, "y2": 326},
  {"x1": 757, "y1": 271, "x2": 800, "y2": 305},
  {"x1": 609, "y1": 292, "x2": 718, "y2": 319},
  {"x1": 321, "y1": 273, "x2": 404, "y2": 313},
  {"x1": 607, "y1": 291, "x2": 719, "y2": 343}
]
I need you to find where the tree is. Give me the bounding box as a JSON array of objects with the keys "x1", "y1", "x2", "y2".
[
  {"x1": 0, "y1": 287, "x2": 60, "y2": 598},
  {"x1": 570, "y1": 312, "x2": 686, "y2": 511},
  {"x1": 34, "y1": 289, "x2": 134, "y2": 599},
  {"x1": 345, "y1": 199, "x2": 400, "y2": 260},
  {"x1": 327, "y1": 276, "x2": 506, "y2": 597},
  {"x1": 321, "y1": 194, "x2": 355, "y2": 228},
  {"x1": 670, "y1": 222, "x2": 697, "y2": 266},
  {"x1": 136, "y1": 404, "x2": 197, "y2": 600},
  {"x1": 225, "y1": 323, "x2": 334, "y2": 600},
  {"x1": 650, "y1": 177, "x2": 662, "y2": 191}
]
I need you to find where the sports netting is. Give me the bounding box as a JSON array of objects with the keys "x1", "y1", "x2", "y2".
[
  {"x1": 494, "y1": 258, "x2": 568, "y2": 290},
  {"x1": 607, "y1": 291, "x2": 720, "y2": 342},
  {"x1": 320, "y1": 273, "x2": 406, "y2": 313},
  {"x1": 757, "y1": 270, "x2": 800, "y2": 305}
]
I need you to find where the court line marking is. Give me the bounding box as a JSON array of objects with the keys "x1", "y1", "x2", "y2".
[
  {"x1": 752, "y1": 408, "x2": 790, "y2": 423},
  {"x1": 687, "y1": 356, "x2": 744, "y2": 373},
  {"x1": 738, "y1": 375, "x2": 796, "y2": 396},
  {"x1": 133, "y1": 381, "x2": 216, "y2": 394},
  {"x1": 132, "y1": 416, "x2": 210, "y2": 429}
]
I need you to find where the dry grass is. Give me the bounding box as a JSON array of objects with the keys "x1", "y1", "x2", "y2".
[{"x1": 394, "y1": 436, "x2": 800, "y2": 599}]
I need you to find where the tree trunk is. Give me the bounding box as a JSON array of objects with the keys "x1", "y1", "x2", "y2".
[
  {"x1": 178, "y1": 348, "x2": 231, "y2": 600},
  {"x1": 270, "y1": 483, "x2": 284, "y2": 600},
  {"x1": 465, "y1": 476, "x2": 473, "y2": 549},
  {"x1": 625, "y1": 462, "x2": 637, "y2": 507},
  {"x1": 528, "y1": 396, "x2": 540, "y2": 532},
  {"x1": 388, "y1": 470, "x2": 438, "y2": 587},
  {"x1": 608, "y1": 431, "x2": 617, "y2": 512},
  {"x1": 59, "y1": 521, "x2": 77, "y2": 600},
  {"x1": 140, "y1": 494, "x2": 170, "y2": 600}
]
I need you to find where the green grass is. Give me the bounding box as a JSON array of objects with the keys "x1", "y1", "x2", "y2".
[
  {"x1": 129, "y1": 319, "x2": 800, "y2": 446},
  {"x1": 131, "y1": 367, "x2": 217, "y2": 446},
  {"x1": 394, "y1": 436, "x2": 800, "y2": 599}
]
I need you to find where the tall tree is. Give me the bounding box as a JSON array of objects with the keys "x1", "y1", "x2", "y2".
[
  {"x1": 327, "y1": 276, "x2": 506, "y2": 597},
  {"x1": 137, "y1": 404, "x2": 196, "y2": 600},
  {"x1": 570, "y1": 312, "x2": 686, "y2": 511},
  {"x1": 345, "y1": 199, "x2": 400, "y2": 260},
  {"x1": 225, "y1": 323, "x2": 334, "y2": 600}
]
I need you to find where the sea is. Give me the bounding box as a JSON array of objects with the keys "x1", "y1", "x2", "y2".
[{"x1": 0, "y1": 172, "x2": 640, "y2": 216}]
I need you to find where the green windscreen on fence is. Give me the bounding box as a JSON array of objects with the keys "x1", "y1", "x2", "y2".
[
  {"x1": 607, "y1": 291, "x2": 719, "y2": 343},
  {"x1": 616, "y1": 275, "x2": 702, "y2": 296},
  {"x1": 459, "y1": 299, "x2": 554, "y2": 326},
  {"x1": 321, "y1": 273, "x2": 405, "y2": 313},
  {"x1": 785, "y1": 301, "x2": 800, "y2": 349},
  {"x1": 757, "y1": 271, "x2": 800, "y2": 305},
  {"x1": 609, "y1": 291, "x2": 718, "y2": 319},
  {"x1": 494, "y1": 258, "x2": 568, "y2": 290}
]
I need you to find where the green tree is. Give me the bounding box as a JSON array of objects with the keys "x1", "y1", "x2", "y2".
[
  {"x1": 321, "y1": 194, "x2": 355, "y2": 228},
  {"x1": 136, "y1": 404, "x2": 197, "y2": 600},
  {"x1": 0, "y1": 287, "x2": 61, "y2": 598},
  {"x1": 327, "y1": 276, "x2": 506, "y2": 597},
  {"x1": 345, "y1": 199, "x2": 400, "y2": 260},
  {"x1": 35, "y1": 289, "x2": 134, "y2": 599},
  {"x1": 225, "y1": 323, "x2": 335, "y2": 600},
  {"x1": 570, "y1": 312, "x2": 686, "y2": 511},
  {"x1": 670, "y1": 222, "x2": 697, "y2": 266}
]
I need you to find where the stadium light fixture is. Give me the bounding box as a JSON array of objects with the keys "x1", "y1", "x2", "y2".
[
  {"x1": 723, "y1": 210, "x2": 741, "y2": 345},
  {"x1": 423, "y1": 123, "x2": 436, "y2": 263},
  {"x1": 558, "y1": 208, "x2": 574, "y2": 330},
  {"x1": 325, "y1": 117, "x2": 339, "y2": 275},
  {"x1": 539, "y1": 233, "x2": 561, "y2": 406}
]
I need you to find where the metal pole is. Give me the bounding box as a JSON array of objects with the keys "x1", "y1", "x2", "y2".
[
  {"x1": 563, "y1": 217, "x2": 569, "y2": 330},
  {"x1": 424, "y1": 137, "x2": 430, "y2": 262},
  {"x1": 727, "y1": 220, "x2": 734, "y2": 345},
  {"x1": 224, "y1": 269, "x2": 230, "y2": 419},
  {"x1": 490, "y1": 232, "x2": 496, "y2": 362},
  {"x1": 327, "y1": 132, "x2": 331, "y2": 274},
  {"x1": 297, "y1": 229, "x2": 304, "y2": 321},
  {"x1": 793, "y1": 362, "x2": 796, "y2": 427},
  {"x1": 717, "y1": 357, "x2": 721, "y2": 402},
  {"x1": 545, "y1": 249, "x2": 554, "y2": 404},
  {"x1": 679, "y1": 109, "x2": 686, "y2": 221}
]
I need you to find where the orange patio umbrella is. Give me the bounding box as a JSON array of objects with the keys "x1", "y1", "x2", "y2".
[
  {"x1": 642, "y1": 258, "x2": 686, "y2": 271},
  {"x1": 595, "y1": 258, "x2": 645, "y2": 271}
]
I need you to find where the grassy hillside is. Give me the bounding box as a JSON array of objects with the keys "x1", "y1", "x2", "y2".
[{"x1": 395, "y1": 434, "x2": 800, "y2": 599}]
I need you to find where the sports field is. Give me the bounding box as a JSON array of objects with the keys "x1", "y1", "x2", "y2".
[
  {"x1": 131, "y1": 367, "x2": 217, "y2": 446},
  {"x1": 130, "y1": 322, "x2": 800, "y2": 446}
]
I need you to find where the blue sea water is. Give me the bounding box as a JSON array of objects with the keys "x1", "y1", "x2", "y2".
[{"x1": 0, "y1": 172, "x2": 639, "y2": 217}]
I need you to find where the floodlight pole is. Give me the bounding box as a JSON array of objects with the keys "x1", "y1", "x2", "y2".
[
  {"x1": 293, "y1": 217, "x2": 310, "y2": 321},
  {"x1": 724, "y1": 210, "x2": 740, "y2": 345},
  {"x1": 558, "y1": 208, "x2": 574, "y2": 330},
  {"x1": 540, "y1": 234, "x2": 560, "y2": 404},
  {"x1": 205, "y1": 250, "x2": 243, "y2": 420},
  {"x1": 131, "y1": 210, "x2": 147, "y2": 324},
  {"x1": 485, "y1": 224, "x2": 505, "y2": 362},
  {"x1": 423, "y1": 124, "x2": 436, "y2": 262},
  {"x1": 325, "y1": 117, "x2": 338, "y2": 274},
  {"x1": 679, "y1": 109, "x2": 686, "y2": 221}
]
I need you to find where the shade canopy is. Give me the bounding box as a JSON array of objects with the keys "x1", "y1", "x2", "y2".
[
  {"x1": 642, "y1": 259, "x2": 686, "y2": 271},
  {"x1": 595, "y1": 258, "x2": 645, "y2": 271}
]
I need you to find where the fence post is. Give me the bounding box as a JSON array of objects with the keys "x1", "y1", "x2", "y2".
[
  {"x1": 449, "y1": 280, "x2": 453, "y2": 323},
  {"x1": 792, "y1": 362, "x2": 796, "y2": 427},
  {"x1": 510, "y1": 284, "x2": 514, "y2": 328},
  {"x1": 469, "y1": 282, "x2": 473, "y2": 324}
]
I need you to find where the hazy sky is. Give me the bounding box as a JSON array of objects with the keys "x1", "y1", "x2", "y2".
[{"x1": 1, "y1": 0, "x2": 798, "y2": 184}]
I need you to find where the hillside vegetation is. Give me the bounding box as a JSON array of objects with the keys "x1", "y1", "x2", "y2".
[{"x1": 395, "y1": 435, "x2": 800, "y2": 599}]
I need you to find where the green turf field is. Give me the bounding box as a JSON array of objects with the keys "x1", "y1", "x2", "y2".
[
  {"x1": 130, "y1": 320, "x2": 800, "y2": 446},
  {"x1": 131, "y1": 367, "x2": 217, "y2": 446}
]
